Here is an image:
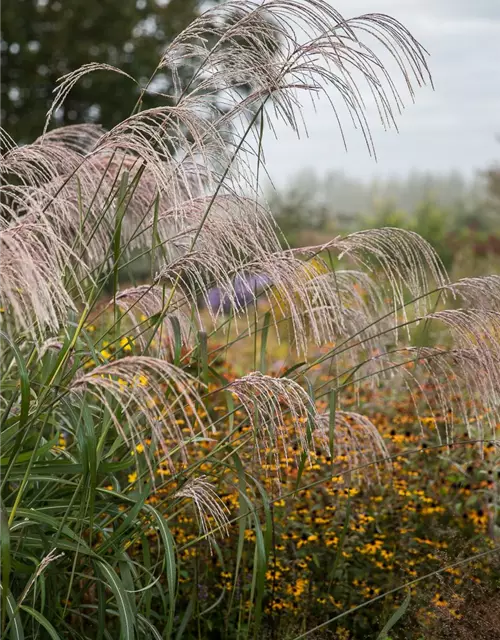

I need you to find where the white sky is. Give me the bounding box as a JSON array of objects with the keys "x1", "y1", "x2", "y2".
[{"x1": 261, "y1": 0, "x2": 500, "y2": 186}]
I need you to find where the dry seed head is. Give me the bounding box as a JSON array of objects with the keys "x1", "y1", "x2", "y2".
[
  {"x1": 229, "y1": 371, "x2": 318, "y2": 467},
  {"x1": 175, "y1": 475, "x2": 230, "y2": 540},
  {"x1": 70, "y1": 356, "x2": 210, "y2": 472},
  {"x1": 2, "y1": 1, "x2": 437, "y2": 335},
  {"x1": 314, "y1": 410, "x2": 391, "y2": 484},
  {"x1": 0, "y1": 220, "x2": 80, "y2": 337},
  {"x1": 112, "y1": 285, "x2": 193, "y2": 357}
]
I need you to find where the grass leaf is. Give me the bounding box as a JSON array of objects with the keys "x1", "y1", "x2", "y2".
[{"x1": 376, "y1": 591, "x2": 412, "y2": 640}]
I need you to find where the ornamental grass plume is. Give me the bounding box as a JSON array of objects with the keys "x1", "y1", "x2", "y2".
[
  {"x1": 111, "y1": 285, "x2": 193, "y2": 356},
  {"x1": 70, "y1": 356, "x2": 209, "y2": 470},
  {"x1": 1, "y1": 2, "x2": 499, "y2": 639}
]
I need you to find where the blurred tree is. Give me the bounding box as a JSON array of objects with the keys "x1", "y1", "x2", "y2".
[
  {"x1": 485, "y1": 163, "x2": 500, "y2": 212},
  {"x1": 267, "y1": 171, "x2": 335, "y2": 247},
  {"x1": 1, "y1": 0, "x2": 208, "y2": 142},
  {"x1": 366, "y1": 200, "x2": 409, "y2": 230},
  {"x1": 475, "y1": 137, "x2": 500, "y2": 231},
  {"x1": 267, "y1": 168, "x2": 496, "y2": 271}
]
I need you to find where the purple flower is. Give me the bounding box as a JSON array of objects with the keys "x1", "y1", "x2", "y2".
[{"x1": 207, "y1": 273, "x2": 271, "y2": 314}]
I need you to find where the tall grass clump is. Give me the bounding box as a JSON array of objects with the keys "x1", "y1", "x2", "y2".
[{"x1": 1, "y1": 2, "x2": 499, "y2": 638}]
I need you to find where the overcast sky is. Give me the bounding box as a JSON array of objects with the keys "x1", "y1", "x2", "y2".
[{"x1": 262, "y1": 0, "x2": 500, "y2": 187}]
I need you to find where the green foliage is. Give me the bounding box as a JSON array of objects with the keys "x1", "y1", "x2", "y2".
[
  {"x1": 268, "y1": 169, "x2": 486, "y2": 224},
  {"x1": 366, "y1": 199, "x2": 455, "y2": 270},
  {"x1": 268, "y1": 169, "x2": 500, "y2": 274},
  {"x1": 484, "y1": 160, "x2": 500, "y2": 216},
  {"x1": 267, "y1": 172, "x2": 334, "y2": 248}
]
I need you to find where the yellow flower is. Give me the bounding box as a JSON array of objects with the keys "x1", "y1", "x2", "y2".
[
  {"x1": 358, "y1": 539, "x2": 383, "y2": 555},
  {"x1": 128, "y1": 472, "x2": 138, "y2": 484},
  {"x1": 432, "y1": 593, "x2": 448, "y2": 608},
  {"x1": 286, "y1": 578, "x2": 308, "y2": 598},
  {"x1": 469, "y1": 508, "x2": 488, "y2": 528},
  {"x1": 266, "y1": 570, "x2": 282, "y2": 581},
  {"x1": 120, "y1": 336, "x2": 134, "y2": 352},
  {"x1": 156, "y1": 467, "x2": 171, "y2": 477}
]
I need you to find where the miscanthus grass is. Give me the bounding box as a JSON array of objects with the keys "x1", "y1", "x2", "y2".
[{"x1": 1, "y1": 2, "x2": 499, "y2": 638}]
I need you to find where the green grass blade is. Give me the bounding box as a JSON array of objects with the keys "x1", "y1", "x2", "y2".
[
  {"x1": 118, "y1": 554, "x2": 137, "y2": 619},
  {"x1": 0, "y1": 332, "x2": 31, "y2": 493},
  {"x1": 259, "y1": 311, "x2": 271, "y2": 373},
  {"x1": 97, "y1": 482, "x2": 150, "y2": 554},
  {"x1": 328, "y1": 389, "x2": 337, "y2": 464},
  {"x1": 174, "y1": 586, "x2": 195, "y2": 640},
  {"x1": 96, "y1": 571, "x2": 106, "y2": 640},
  {"x1": 150, "y1": 194, "x2": 160, "y2": 282},
  {"x1": 0, "y1": 332, "x2": 30, "y2": 429},
  {"x1": 198, "y1": 331, "x2": 209, "y2": 387},
  {"x1": 19, "y1": 606, "x2": 61, "y2": 640},
  {"x1": 2, "y1": 590, "x2": 24, "y2": 640},
  {"x1": 96, "y1": 561, "x2": 135, "y2": 640},
  {"x1": 113, "y1": 171, "x2": 130, "y2": 319},
  {"x1": 0, "y1": 500, "x2": 11, "y2": 631},
  {"x1": 170, "y1": 316, "x2": 182, "y2": 366},
  {"x1": 136, "y1": 614, "x2": 163, "y2": 640},
  {"x1": 328, "y1": 490, "x2": 351, "y2": 587},
  {"x1": 144, "y1": 505, "x2": 177, "y2": 638},
  {"x1": 249, "y1": 479, "x2": 271, "y2": 639},
  {"x1": 376, "y1": 591, "x2": 411, "y2": 640},
  {"x1": 228, "y1": 452, "x2": 249, "y2": 616}
]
